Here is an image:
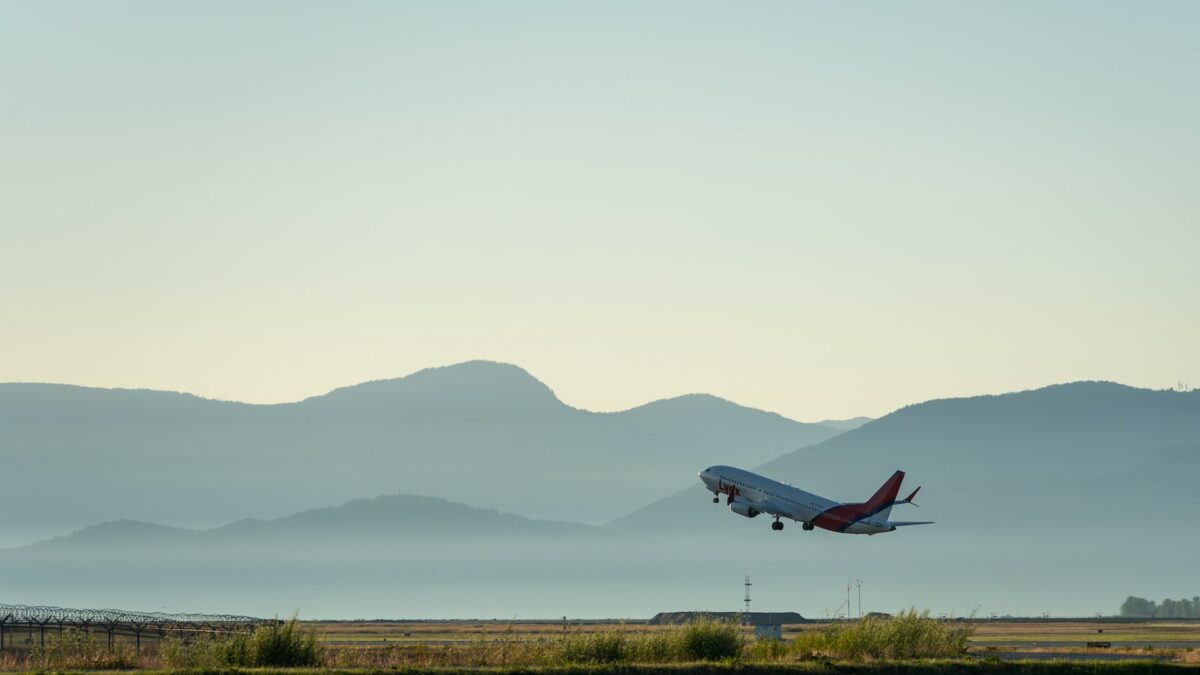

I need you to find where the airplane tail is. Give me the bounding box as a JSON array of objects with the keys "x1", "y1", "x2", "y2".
[{"x1": 864, "y1": 470, "x2": 905, "y2": 521}]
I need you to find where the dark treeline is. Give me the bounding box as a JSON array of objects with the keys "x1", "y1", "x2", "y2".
[{"x1": 1120, "y1": 596, "x2": 1200, "y2": 618}]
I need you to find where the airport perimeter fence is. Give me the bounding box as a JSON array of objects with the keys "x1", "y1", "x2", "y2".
[{"x1": 0, "y1": 603, "x2": 265, "y2": 651}]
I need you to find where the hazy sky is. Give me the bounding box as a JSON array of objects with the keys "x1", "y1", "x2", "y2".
[{"x1": 3, "y1": 1, "x2": 1197, "y2": 420}]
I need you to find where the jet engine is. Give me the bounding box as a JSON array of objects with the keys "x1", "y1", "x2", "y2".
[{"x1": 729, "y1": 498, "x2": 759, "y2": 518}]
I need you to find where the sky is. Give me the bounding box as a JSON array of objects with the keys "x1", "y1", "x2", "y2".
[{"x1": 2, "y1": 1, "x2": 1197, "y2": 421}]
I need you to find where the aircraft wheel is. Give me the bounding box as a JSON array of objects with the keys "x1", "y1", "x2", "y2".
[
  {"x1": 771, "y1": 521, "x2": 783, "y2": 531},
  {"x1": 712, "y1": 496, "x2": 719, "y2": 503},
  {"x1": 802, "y1": 522, "x2": 815, "y2": 531}
]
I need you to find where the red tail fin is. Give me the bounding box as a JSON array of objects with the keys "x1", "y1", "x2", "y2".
[{"x1": 866, "y1": 470, "x2": 905, "y2": 511}]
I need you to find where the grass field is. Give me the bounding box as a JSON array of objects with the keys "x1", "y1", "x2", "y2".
[
  {"x1": 970, "y1": 622, "x2": 1200, "y2": 644},
  {"x1": 1, "y1": 618, "x2": 1198, "y2": 672},
  {"x1": 0, "y1": 663, "x2": 1199, "y2": 675},
  {"x1": 310, "y1": 619, "x2": 1200, "y2": 650}
]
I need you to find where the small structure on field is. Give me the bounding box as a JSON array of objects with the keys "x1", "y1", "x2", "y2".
[
  {"x1": 648, "y1": 611, "x2": 805, "y2": 625},
  {"x1": 754, "y1": 623, "x2": 783, "y2": 641}
]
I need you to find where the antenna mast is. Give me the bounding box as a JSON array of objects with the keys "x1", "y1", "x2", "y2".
[
  {"x1": 743, "y1": 575, "x2": 752, "y2": 615},
  {"x1": 855, "y1": 579, "x2": 863, "y2": 619}
]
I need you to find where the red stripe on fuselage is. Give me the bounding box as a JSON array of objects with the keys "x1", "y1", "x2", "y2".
[
  {"x1": 812, "y1": 504, "x2": 873, "y2": 532},
  {"x1": 812, "y1": 473, "x2": 904, "y2": 532}
]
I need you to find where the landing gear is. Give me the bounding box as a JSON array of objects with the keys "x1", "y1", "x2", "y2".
[
  {"x1": 771, "y1": 520, "x2": 784, "y2": 531},
  {"x1": 712, "y1": 496, "x2": 719, "y2": 503},
  {"x1": 802, "y1": 522, "x2": 815, "y2": 531}
]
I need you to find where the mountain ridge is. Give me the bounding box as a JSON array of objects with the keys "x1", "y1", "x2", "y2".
[
  {"x1": 2, "y1": 378, "x2": 1196, "y2": 618},
  {"x1": 0, "y1": 361, "x2": 844, "y2": 544},
  {"x1": 610, "y1": 380, "x2": 1200, "y2": 528},
  {"x1": 4, "y1": 492, "x2": 594, "y2": 554},
  {"x1": 2, "y1": 361, "x2": 825, "y2": 422}
]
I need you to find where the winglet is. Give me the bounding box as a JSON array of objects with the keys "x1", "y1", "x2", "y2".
[{"x1": 903, "y1": 486, "x2": 921, "y2": 507}]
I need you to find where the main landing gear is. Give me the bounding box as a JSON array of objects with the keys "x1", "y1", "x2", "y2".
[{"x1": 771, "y1": 517, "x2": 784, "y2": 531}]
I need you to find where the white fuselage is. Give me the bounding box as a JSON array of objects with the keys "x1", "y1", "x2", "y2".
[{"x1": 698, "y1": 465, "x2": 897, "y2": 535}]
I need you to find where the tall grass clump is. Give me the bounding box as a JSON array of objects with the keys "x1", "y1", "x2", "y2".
[
  {"x1": 30, "y1": 629, "x2": 139, "y2": 670},
  {"x1": 628, "y1": 630, "x2": 679, "y2": 663},
  {"x1": 746, "y1": 636, "x2": 790, "y2": 661},
  {"x1": 552, "y1": 617, "x2": 741, "y2": 664},
  {"x1": 251, "y1": 616, "x2": 323, "y2": 666},
  {"x1": 675, "y1": 615, "x2": 743, "y2": 661},
  {"x1": 791, "y1": 609, "x2": 972, "y2": 660},
  {"x1": 162, "y1": 632, "x2": 252, "y2": 668},
  {"x1": 557, "y1": 628, "x2": 631, "y2": 664},
  {"x1": 163, "y1": 616, "x2": 323, "y2": 668}
]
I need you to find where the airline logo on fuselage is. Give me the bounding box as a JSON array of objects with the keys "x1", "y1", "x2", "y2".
[{"x1": 717, "y1": 479, "x2": 741, "y2": 504}]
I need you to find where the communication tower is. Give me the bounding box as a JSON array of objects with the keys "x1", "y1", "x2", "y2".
[{"x1": 743, "y1": 575, "x2": 752, "y2": 615}]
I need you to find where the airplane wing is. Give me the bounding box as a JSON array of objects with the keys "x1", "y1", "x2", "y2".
[
  {"x1": 889, "y1": 521, "x2": 934, "y2": 527},
  {"x1": 748, "y1": 496, "x2": 798, "y2": 520}
]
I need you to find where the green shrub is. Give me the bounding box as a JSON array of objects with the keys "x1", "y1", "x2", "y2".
[
  {"x1": 251, "y1": 617, "x2": 323, "y2": 666},
  {"x1": 791, "y1": 608, "x2": 972, "y2": 660},
  {"x1": 162, "y1": 616, "x2": 323, "y2": 668},
  {"x1": 746, "y1": 636, "x2": 791, "y2": 660},
  {"x1": 162, "y1": 632, "x2": 253, "y2": 669},
  {"x1": 630, "y1": 631, "x2": 679, "y2": 663},
  {"x1": 557, "y1": 628, "x2": 630, "y2": 663},
  {"x1": 31, "y1": 628, "x2": 138, "y2": 670},
  {"x1": 545, "y1": 618, "x2": 744, "y2": 665},
  {"x1": 676, "y1": 615, "x2": 743, "y2": 661}
]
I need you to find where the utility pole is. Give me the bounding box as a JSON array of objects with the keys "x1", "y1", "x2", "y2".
[
  {"x1": 846, "y1": 582, "x2": 852, "y2": 620},
  {"x1": 855, "y1": 580, "x2": 863, "y2": 619}
]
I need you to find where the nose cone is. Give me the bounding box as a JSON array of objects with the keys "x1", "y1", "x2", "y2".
[{"x1": 698, "y1": 467, "x2": 716, "y2": 487}]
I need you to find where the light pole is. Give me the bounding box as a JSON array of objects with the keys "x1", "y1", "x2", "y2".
[{"x1": 855, "y1": 580, "x2": 863, "y2": 619}]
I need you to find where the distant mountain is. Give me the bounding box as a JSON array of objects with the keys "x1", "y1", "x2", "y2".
[
  {"x1": 8, "y1": 493, "x2": 593, "y2": 557},
  {"x1": 0, "y1": 361, "x2": 843, "y2": 545},
  {"x1": 813, "y1": 416, "x2": 873, "y2": 431},
  {"x1": 589, "y1": 383, "x2": 1200, "y2": 621},
  {"x1": 0, "y1": 493, "x2": 612, "y2": 617},
  {"x1": 6, "y1": 378, "x2": 1195, "y2": 620},
  {"x1": 613, "y1": 382, "x2": 1200, "y2": 531}
]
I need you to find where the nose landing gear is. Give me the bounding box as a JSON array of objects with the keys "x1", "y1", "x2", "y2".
[
  {"x1": 771, "y1": 517, "x2": 784, "y2": 531},
  {"x1": 712, "y1": 496, "x2": 719, "y2": 503},
  {"x1": 802, "y1": 522, "x2": 815, "y2": 531}
]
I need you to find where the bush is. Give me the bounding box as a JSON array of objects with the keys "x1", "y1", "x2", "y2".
[
  {"x1": 629, "y1": 631, "x2": 679, "y2": 663},
  {"x1": 30, "y1": 629, "x2": 139, "y2": 670},
  {"x1": 162, "y1": 616, "x2": 323, "y2": 668},
  {"x1": 251, "y1": 617, "x2": 323, "y2": 666},
  {"x1": 550, "y1": 617, "x2": 742, "y2": 665},
  {"x1": 676, "y1": 615, "x2": 743, "y2": 661},
  {"x1": 791, "y1": 608, "x2": 972, "y2": 660},
  {"x1": 162, "y1": 632, "x2": 253, "y2": 669},
  {"x1": 746, "y1": 637, "x2": 791, "y2": 660},
  {"x1": 557, "y1": 628, "x2": 630, "y2": 663}
]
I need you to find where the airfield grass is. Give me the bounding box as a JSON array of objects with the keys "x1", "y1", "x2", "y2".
[
  {"x1": 2, "y1": 615, "x2": 1199, "y2": 673},
  {"x1": 309, "y1": 621, "x2": 1200, "y2": 649},
  {"x1": 4, "y1": 663, "x2": 1200, "y2": 675}
]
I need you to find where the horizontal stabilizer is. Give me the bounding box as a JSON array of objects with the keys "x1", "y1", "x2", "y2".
[{"x1": 889, "y1": 521, "x2": 934, "y2": 527}]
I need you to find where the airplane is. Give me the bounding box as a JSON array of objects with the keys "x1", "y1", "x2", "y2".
[{"x1": 698, "y1": 465, "x2": 933, "y2": 535}]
